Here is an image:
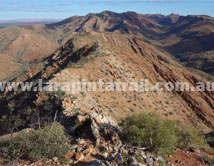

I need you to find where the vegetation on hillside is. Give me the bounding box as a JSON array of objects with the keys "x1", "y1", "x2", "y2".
[
  {"x1": 120, "y1": 112, "x2": 206, "y2": 156},
  {"x1": 0, "y1": 122, "x2": 73, "y2": 163}
]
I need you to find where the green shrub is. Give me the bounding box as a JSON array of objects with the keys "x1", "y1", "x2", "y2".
[
  {"x1": 120, "y1": 113, "x2": 206, "y2": 156},
  {"x1": 0, "y1": 123, "x2": 73, "y2": 163},
  {"x1": 55, "y1": 89, "x2": 66, "y2": 99},
  {"x1": 172, "y1": 121, "x2": 205, "y2": 148}
]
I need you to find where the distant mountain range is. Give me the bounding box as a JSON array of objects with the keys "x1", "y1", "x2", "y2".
[
  {"x1": 1, "y1": 11, "x2": 214, "y2": 80},
  {"x1": 0, "y1": 19, "x2": 61, "y2": 27}
]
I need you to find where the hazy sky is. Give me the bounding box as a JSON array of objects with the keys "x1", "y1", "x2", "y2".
[{"x1": 0, "y1": 0, "x2": 213, "y2": 20}]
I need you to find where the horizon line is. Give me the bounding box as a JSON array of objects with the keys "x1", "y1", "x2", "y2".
[{"x1": 0, "y1": 10, "x2": 213, "y2": 21}]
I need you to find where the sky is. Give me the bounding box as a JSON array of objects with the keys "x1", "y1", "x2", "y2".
[{"x1": 0, "y1": 0, "x2": 213, "y2": 20}]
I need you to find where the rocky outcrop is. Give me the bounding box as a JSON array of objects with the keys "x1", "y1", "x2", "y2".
[{"x1": 59, "y1": 105, "x2": 164, "y2": 166}]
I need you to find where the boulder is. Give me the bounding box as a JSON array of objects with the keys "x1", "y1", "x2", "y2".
[
  {"x1": 146, "y1": 157, "x2": 154, "y2": 166},
  {"x1": 90, "y1": 159, "x2": 106, "y2": 166},
  {"x1": 114, "y1": 152, "x2": 123, "y2": 165},
  {"x1": 127, "y1": 157, "x2": 139, "y2": 166}
]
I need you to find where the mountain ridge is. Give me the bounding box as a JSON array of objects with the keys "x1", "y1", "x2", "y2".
[
  {"x1": 0, "y1": 11, "x2": 214, "y2": 79},
  {"x1": 1, "y1": 31, "x2": 214, "y2": 133}
]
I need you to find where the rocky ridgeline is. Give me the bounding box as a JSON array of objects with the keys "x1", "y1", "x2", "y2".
[{"x1": 59, "y1": 97, "x2": 166, "y2": 166}]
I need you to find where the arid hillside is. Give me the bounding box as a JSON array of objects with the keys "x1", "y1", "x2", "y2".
[
  {"x1": 48, "y1": 32, "x2": 214, "y2": 131},
  {"x1": 1, "y1": 17, "x2": 214, "y2": 164},
  {"x1": 0, "y1": 11, "x2": 214, "y2": 131},
  {"x1": 158, "y1": 15, "x2": 214, "y2": 74},
  {"x1": 0, "y1": 26, "x2": 58, "y2": 80},
  {"x1": 1, "y1": 32, "x2": 214, "y2": 135},
  {"x1": 1, "y1": 11, "x2": 214, "y2": 80}
]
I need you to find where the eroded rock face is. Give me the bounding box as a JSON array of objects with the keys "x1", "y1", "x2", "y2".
[
  {"x1": 58, "y1": 106, "x2": 163, "y2": 165},
  {"x1": 67, "y1": 106, "x2": 121, "y2": 145}
]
